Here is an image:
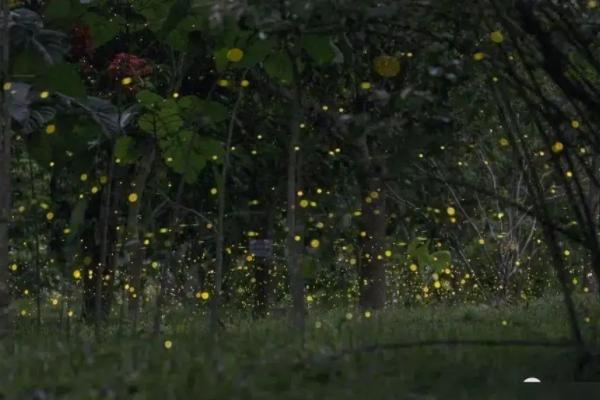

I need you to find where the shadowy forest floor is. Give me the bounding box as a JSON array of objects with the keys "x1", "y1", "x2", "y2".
[{"x1": 1, "y1": 295, "x2": 600, "y2": 399}]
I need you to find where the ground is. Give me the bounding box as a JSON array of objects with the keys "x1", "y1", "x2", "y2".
[{"x1": 1, "y1": 295, "x2": 599, "y2": 399}]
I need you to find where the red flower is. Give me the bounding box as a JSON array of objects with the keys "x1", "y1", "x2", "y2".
[{"x1": 107, "y1": 53, "x2": 153, "y2": 80}]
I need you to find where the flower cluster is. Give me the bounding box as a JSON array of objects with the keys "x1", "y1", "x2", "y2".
[{"x1": 107, "y1": 53, "x2": 153, "y2": 80}]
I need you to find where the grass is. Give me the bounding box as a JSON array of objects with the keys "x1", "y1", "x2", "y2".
[{"x1": 1, "y1": 295, "x2": 600, "y2": 399}]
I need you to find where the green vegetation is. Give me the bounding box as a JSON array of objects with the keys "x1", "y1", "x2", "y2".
[
  {"x1": 2, "y1": 296, "x2": 599, "y2": 399},
  {"x1": 2, "y1": 0, "x2": 600, "y2": 396}
]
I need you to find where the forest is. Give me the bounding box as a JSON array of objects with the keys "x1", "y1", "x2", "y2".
[{"x1": 1, "y1": 0, "x2": 600, "y2": 398}]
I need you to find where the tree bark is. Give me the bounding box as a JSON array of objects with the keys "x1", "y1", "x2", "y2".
[
  {"x1": 126, "y1": 141, "x2": 156, "y2": 330},
  {"x1": 286, "y1": 94, "x2": 305, "y2": 330},
  {"x1": 355, "y1": 134, "x2": 387, "y2": 310},
  {"x1": 0, "y1": 0, "x2": 12, "y2": 337}
]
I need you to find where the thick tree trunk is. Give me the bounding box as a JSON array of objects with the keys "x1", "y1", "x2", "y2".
[
  {"x1": 355, "y1": 135, "x2": 387, "y2": 310},
  {"x1": 0, "y1": 0, "x2": 12, "y2": 336}
]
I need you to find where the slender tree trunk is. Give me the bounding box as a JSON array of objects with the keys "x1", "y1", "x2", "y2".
[
  {"x1": 355, "y1": 134, "x2": 387, "y2": 310},
  {"x1": 252, "y1": 207, "x2": 275, "y2": 318},
  {"x1": 94, "y1": 143, "x2": 116, "y2": 337},
  {"x1": 27, "y1": 159, "x2": 42, "y2": 328},
  {"x1": 210, "y1": 91, "x2": 242, "y2": 332},
  {"x1": 153, "y1": 181, "x2": 184, "y2": 335},
  {"x1": 0, "y1": 0, "x2": 12, "y2": 337},
  {"x1": 126, "y1": 142, "x2": 156, "y2": 331},
  {"x1": 286, "y1": 94, "x2": 305, "y2": 330}
]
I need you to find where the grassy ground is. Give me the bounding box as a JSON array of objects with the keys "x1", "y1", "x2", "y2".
[{"x1": 1, "y1": 295, "x2": 600, "y2": 399}]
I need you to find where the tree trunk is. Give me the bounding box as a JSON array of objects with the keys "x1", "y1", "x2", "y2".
[
  {"x1": 355, "y1": 134, "x2": 387, "y2": 310},
  {"x1": 0, "y1": 0, "x2": 12, "y2": 336},
  {"x1": 94, "y1": 143, "x2": 116, "y2": 335},
  {"x1": 252, "y1": 207, "x2": 275, "y2": 318},
  {"x1": 126, "y1": 142, "x2": 156, "y2": 330},
  {"x1": 286, "y1": 94, "x2": 305, "y2": 330}
]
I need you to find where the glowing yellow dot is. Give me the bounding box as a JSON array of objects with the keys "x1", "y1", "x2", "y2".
[
  {"x1": 552, "y1": 141, "x2": 564, "y2": 153},
  {"x1": 2, "y1": 82, "x2": 12, "y2": 91},
  {"x1": 501, "y1": 320, "x2": 508, "y2": 326},
  {"x1": 226, "y1": 48, "x2": 244, "y2": 62},
  {"x1": 360, "y1": 82, "x2": 372, "y2": 90},
  {"x1": 499, "y1": 138, "x2": 509, "y2": 147},
  {"x1": 373, "y1": 55, "x2": 401, "y2": 77},
  {"x1": 294, "y1": 235, "x2": 302, "y2": 242},
  {"x1": 46, "y1": 124, "x2": 56, "y2": 135},
  {"x1": 310, "y1": 239, "x2": 320, "y2": 249},
  {"x1": 46, "y1": 212, "x2": 54, "y2": 221},
  {"x1": 473, "y1": 52, "x2": 485, "y2": 61},
  {"x1": 589, "y1": 0, "x2": 598, "y2": 8},
  {"x1": 345, "y1": 312, "x2": 353, "y2": 320},
  {"x1": 91, "y1": 186, "x2": 99, "y2": 194},
  {"x1": 100, "y1": 176, "x2": 108, "y2": 184},
  {"x1": 364, "y1": 311, "x2": 372, "y2": 318},
  {"x1": 40, "y1": 91, "x2": 50, "y2": 99},
  {"x1": 80, "y1": 173, "x2": 88, "y2": 182},
  {"x1": 409, "y1": 264, "x2": 418, "y2": 272},
  {"x1": 434, "y1": 281, "x2": 441, "y2": 289},
  {"x1": 172, "y1": 92, "x2": 179, "y2": 99},
  {"x1": 478, "y1": 239, "x2": 485, "y2": 245},
  {"x1": 128, "y1": 193, "x2": 139, "y2": 203},
  {"x1": 571, "y1": 120, "x2": 580, "y2": 129},
  {"x1": 385, "y1": 250, "x2": 392, "y2": 257},
  {"x1": 490, "y1": 31, "x2": 504, "y2": 43},
  {"x1": 240, "y1": 79, "x2": 250, "y2": 88},
  {"x1": 73, "y1": 270, "x2": 81, "y2": 279},
  {"x1": 210, "y1": 187, "x2": 218, "y2": 195},
  {"x1": 565, "y1": 170, "x2": 573, "y2": 178},
  {"x1": 217, "y1": 79, "x2": 229, "y2": 87},
  {"x1": 299, "y1": 199, "x2": 309, "y2": 208},
  {"x1": 9, "y1": 264, "x2": 17, "y2": 272},
  {"x1": 446, "y1": 207, "x2": 456, "y2": 216},
  {"x1": 164, "y1": 340, "x2": 173, "y2": 349},
  {"x1": 200, "y1": 291, "x2": 209, "y2": 300},
  {"x1": 121, "y1": 77, "x2": 133, "y2": 86}
]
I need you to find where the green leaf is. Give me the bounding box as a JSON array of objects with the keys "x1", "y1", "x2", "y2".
[
  {"x1": 81, "y1": 13, "x2": 124, "y2": 47},
  {"x1": 213, "y1": 48, "x2": 230, "y2": 73},
  {"x1": 197, "y1": 100, "x2": 228, "y2": 124},
  {"x1": 430, "y1": 250, "x2": 451, "y2": 272},
  {"x1": 114, "y1": 136, "x2": 139, "y2": 164},
  {"x1": 301, "y1": 35, "x2": 337, "y2": 65},
  {"x1": 136, "y1": 90, "x2": 164, "y2": 109},
  {"x1": 232, "y1": 38, "x2": 275, "y2": 69},
  {"x1": 11, "y1": 50, "x2": 47, "y2": 77},
  {"x1": 44, "y1": 0, "x2": 86, "y2": 23},
  {"x1": 35, "y1": 63, "x2": 86, "y2": 98},
  {"x1": 132, "y1": 0, "x2": 176, "y2": 32},
  {"x1": 264, "y1": 53, "x2": 294, "y2": 85}
]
